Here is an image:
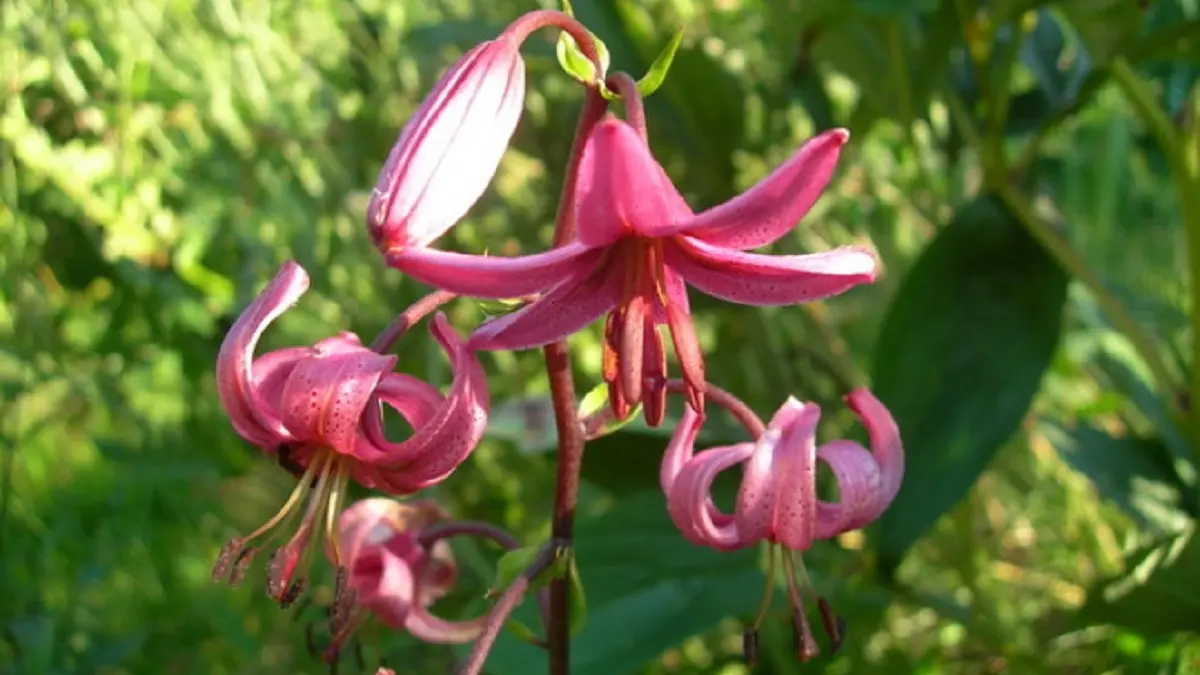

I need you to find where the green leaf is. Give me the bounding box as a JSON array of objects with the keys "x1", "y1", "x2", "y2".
[
  {"x1": 1059, "y1": 0, "x2": 1144, "y2": 65},
  {"x1": 490, "y1": 546, "x2": 544, "y2": 596},
  {"x1": 565, "y1": 551, "x2": 588, "y2": 637},
  {"x1": 635, "y1": 30, "x2": 683, "y2": 97},
  {"x1": 555, "y1": 0, "x2": 611, "y2": 87},
  {"x1": 869, "y1": 196, "x2": 1069, "y2": 576},
  {"x1": 852, "y1": 0, "x2": 939, "y2": 14},
  {"x1": 1042, "y1": 422, "x2": 1193, "y2": 534},
  {"x1": 1076, "y1": 525, "x2": 1200, "y2": 638},
  {"x1": 471, "y1": 491, "x2": 764, "y2": 675},
  {"x1": 577, "y1": 383, "x2": 609, "y2": 420}
]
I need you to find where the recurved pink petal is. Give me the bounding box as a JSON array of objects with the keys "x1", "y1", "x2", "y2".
[
  {"x1": 369, "y1": 38, "x2": 526, "y2": 251},
  {"x1": 216, "y1": 261, "x2": 310, "y2": 449},
  {"x1": 667, "y1": 236, "x2": 878, "y2": 306},
  {"x1": 573, "y1": 117, "x2": 694, "y2": 246},
  {"x1": 682, "y1": 129, "x2": 849, "y2": 250},
  {"x1": 660, "y1": 408, "x2": 746, "y2": 551},
  {"x1": 812, "y1": 440, "x2": 883, "y2": 538},
  {"x1": 467, "y1": 260, "x2": 620, "y2": 351},
  {"x1": 847, "y1": 388, "x2": 904, "y2": 506},
  {"x1": 405, "y1": 604, "x2": 485, "y2": 644},
  {"x1": 277, "y1": 334, "x2": 397, "y2": 457},
  {"x1": 385, "y1": 242, "x2": 600, "y2": 299},
  {"x1": 811, "y1": 388, "x2": 904, "y2": 536},
  {"x1": 359, "y1": 314, "x2": 489, "y2": 492},
  {"x1": 667, "y1": 444, "x2": 755, "y2": 551},
  {"x1": 354, "y1": 374, "x2": 444, "y2": 472},
  {"x1": 364, "y1": 549, "x2": 419, "y2": 628}
]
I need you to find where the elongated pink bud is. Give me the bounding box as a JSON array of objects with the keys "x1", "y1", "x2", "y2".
[{"x1": 368, "y1": 37, "x2": 526, "y2": 252}]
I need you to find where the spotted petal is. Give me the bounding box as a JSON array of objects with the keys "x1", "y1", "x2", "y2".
[
  {"x1": 386, "y1": 242, "x2": 600, "y2": 299},
  {"x1": 278, "y1": 333, "x2": 397, "y2": 458},
  {"x1": 667, "y1": 236, "x2": 878, "y2": 306},
  {"x1": 681, "y1": 129, "x2": 849, "y2": 250},
  {"x1": 357, "y1": 313, "x2": 489, "y2": 492},
  {"x1": 216, "y1": 261, "x2": 310, "y2": 448}
]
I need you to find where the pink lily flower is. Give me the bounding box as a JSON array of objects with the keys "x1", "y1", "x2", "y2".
[
  {"x1": 211, "y1": 261, "x2": 489, "y2": 607},
  {"x1": 383, "y1": 116, "x2": 877, "y2": 424},
  {"x1": 659, "y1": 389, "x2": 903, "y2": 659},
  {"x1": 367, "y1": 34, "x2": 525, "y2": 254},
  {"x1": 322, "y1": 498, "x2": 483, "y2": 654}
]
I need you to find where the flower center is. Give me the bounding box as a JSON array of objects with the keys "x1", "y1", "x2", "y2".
[
  {"x1": 602, "y1": 237, "x2": 705, "y2": 425},
  {"x1": 211, "y1": 447, "x2": 352, "y2": 608}
]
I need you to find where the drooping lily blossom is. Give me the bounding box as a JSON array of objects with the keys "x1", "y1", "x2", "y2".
[
  {"x1": 368, "y1": 36, "x2": 525, "y2": 254},
  {"x1": 321, "y1": 498, "x2": 485, "y2": 657},
  {"x1": 659, "y1": 389, "x2": 903, "y2": 660},
  {"x1": 383, "y1": 116, "x2": 877, "y2": 424},
  {"x1": 210, "y1": 261, "x2": 490, "y2": 607}
]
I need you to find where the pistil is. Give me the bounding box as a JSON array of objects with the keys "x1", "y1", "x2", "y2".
[{"x1": 211, "y1": 448, "x2": 353, "y2": 609}]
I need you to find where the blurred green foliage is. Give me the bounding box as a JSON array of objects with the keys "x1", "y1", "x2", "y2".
[{"x1": 3, "y1": 0, "x2": 1200, "y2": 673}]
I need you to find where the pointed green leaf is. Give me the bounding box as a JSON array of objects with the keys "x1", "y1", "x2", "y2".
[
  {"x1": 555, "y1": 26, "x2": 610, "y2": 87},
  {"x1": 566, "y1": 551, "x2": 587, "y2": 637},
  {"x1": 578, "y1": 383, "x2": 609, "y2": 419},
  {"x1": 635, "y1": 30, "x2": 683, "y2": 97},
  {"x1": 490, "y1": 546, "x2": 543, "y2": 596},
  {"x1": 869, "y1": 195, "x2": 1070, "y2": 577}
]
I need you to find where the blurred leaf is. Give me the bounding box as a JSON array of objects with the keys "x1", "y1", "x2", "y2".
[
  {"x1": 1021, "y1": 10, "x2": 1094, "y2": 108},
  {"x1": 1060, "y1": 0, "x2": 1143, "y2": 64},
  {"x1": 870, "y1": 196, "x2": 1069, "y2": 576},
  {"x1": 853, "y1": 0, "x2": 939, "y2": 14},
  {"x1": 1093, "y1": 348, "x2": 1196, "y2": 490},
  {"x1": 1043, "y1": 422, "x2": 1193, "y2": 533},
  {"x1": 1077, "y1": 525, "x2": 1200, "y2": 638},
  {"x1": 635, "y1": 30, "x2": 683, "y2": 97},
  {"x1": 478, "y1": 491, "x2": 763, "y2": 675}
]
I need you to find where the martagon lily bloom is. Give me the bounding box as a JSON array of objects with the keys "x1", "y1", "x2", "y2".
[
  {"x1": 210, "y1": 261, "x2": 489, "y2": 607},
  {"x1": 660, "y1": 389, "x2": 903, "y2": 659},
  {"x1": 321, "y1": 498, "x2": 488, "y2": 656},
  {"x1": 383, "y1": 116, "x2": 878, "y2": 424}
]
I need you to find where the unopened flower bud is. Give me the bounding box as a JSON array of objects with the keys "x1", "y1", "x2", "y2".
[{"x1": 368, "y1": 37, "x2": 526, "y2": 254}]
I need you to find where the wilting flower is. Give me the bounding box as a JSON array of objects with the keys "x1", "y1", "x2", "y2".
[
  {"x1": 368, "y1": 35, "x2": 525, "y2": 254},
  {"x1": 322, "y1": 498, "x2": 523, "y2": 658},
  {"x1": 211, "y1": 261, "x2": 489, "y2": 607},
  {"x1": 660, "y1": 389, "x2": 903, "y2": 660},
  {"x1": 383, "y1": 116, "x2": 877, "y2": 424}
]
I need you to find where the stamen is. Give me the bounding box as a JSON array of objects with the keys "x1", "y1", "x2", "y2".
[
  {"x1": 818, "y1": 596, "x2": 846, "y2": 654},
  {"x1": 324, "y1": 460, "x2": 351, "y2": 566},
  {"x1": 751, "y1": 545, "x2": 778, "y2": 630},
  {"x1": 782, "y1": 550, "x2": 820, "y2": 661},
  {"x1": 742, "y1": 628, "x2": 759, "y2": 666},
  {"x1": 791, "y1": 608, "x2": 819, "y2": 662},
  {"x1": 245, "y1": 451, "x2": 329, "y2": 544},
  {"x1": 229, "y1": 546, "x2": 258, "y2": 586},
  {"x1": 212, "y1": 539, "x2": 242, "y2": 582},
  {"x1": 280, "y1": 578, "x2": 307, "y2": 609}
]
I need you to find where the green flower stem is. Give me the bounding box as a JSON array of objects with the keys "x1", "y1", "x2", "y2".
[{"x1": 1111, "y1": 58, "x2": 1200, "y2": 438}]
